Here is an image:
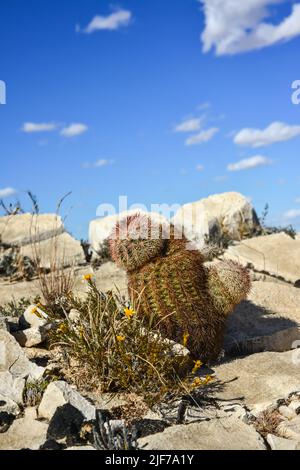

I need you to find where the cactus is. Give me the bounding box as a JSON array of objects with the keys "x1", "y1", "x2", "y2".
[{"x1": 109, "y1": 213, "x2": 250, "y2": 362}]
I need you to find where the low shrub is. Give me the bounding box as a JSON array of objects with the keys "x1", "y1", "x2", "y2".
[{"x1": 46, "y1": 277, "x2": 212, "y2": 406}]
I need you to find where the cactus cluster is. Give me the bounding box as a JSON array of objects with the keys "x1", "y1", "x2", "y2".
[{"x1": 109, "y1": 213, "x2": 250, "y2": 362}]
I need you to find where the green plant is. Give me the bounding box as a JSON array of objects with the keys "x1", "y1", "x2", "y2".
[
  {"x1": 259, "y1": 203, "x2": 296, "y2": 239},
  {"x1": 0, "y1": 248, "x2": 36, "y2": 281},
  {"x1": 92, "y1": 410, "x2": 138, "y2": 450},
  {"x1": 46, "y1": 277, "x2": 212, "y2": 406},
  {"x1": 0, "y1": 297, "x2": 33, "y2": 318},
  {"x1": 109, "y1": 213, "x2": 251, "y2": 362},
  {"x1": 23, "y1": 378, "x2": 49, "y2": 407}
]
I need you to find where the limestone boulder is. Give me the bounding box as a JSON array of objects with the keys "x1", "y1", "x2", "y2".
[
  {"x1": 223, "y1": 232, "x2": 300, "y2": 285},
  {"x1": 0, "y1": 214, "x2": 64, "y2": 247},
  {"x1": 0, "y1": 330, "x2": 44, "y2": 380},
  {"x1": 89, "y1": 210, "x2": 169, "y2": 255},
  {"x1": 172, "y1": 192, "x2": 259, "y2": 248},
  {"x1": 38, "y1": 381, "x2": 96, "y2": 422},
  {"x1": 20, "y1": 232, "x2": 85, "y2": 269}
]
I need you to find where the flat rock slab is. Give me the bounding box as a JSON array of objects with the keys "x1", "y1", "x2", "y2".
[
  {"x1": 223, "y1": 233, "x2": 300, "y2": 284},
  {"x1": 0, "y1": 407, "x2": 48, "y2": 450},
  {"x1": 212, "y1": 350, "x2": 300, "y2": 410},
  {"x1": 225, "y1": 281, "x2": 300, "y2": 355},
  {"x1": 0, "y1": 214, "x2": 64, "y2": 246},
  {"x1": 138, "y1": 416, "x2": 265, "y2": 450}
]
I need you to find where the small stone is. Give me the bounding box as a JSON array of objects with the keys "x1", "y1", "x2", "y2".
[
  {"x1": 277, "y1": 416, "x2": 300, "y2": 440},
  {"x1": 69, "y1": 309, "x2": 81, "y2": 324},
  {"x1": 38, "y1": 381, "x2": 96, "y2": 422},
  {"x1": 278, "y1": 405, "x2": 296, "y2": 420},
  {"x1": 66, "y1": 446, "x2": 96, "y2": 451},
  {"x1": 12, "y1": 326, "x2": 48, "y2": 348},
  {"x1": 267, "y1": 434, "x2": 299, "y2": 450},
  {"x1": 19, "y1": 305, "x2": 48, "y2": 329},
  {"x1": 288, "y1": 401, "x2": 300, "y2": 415}
]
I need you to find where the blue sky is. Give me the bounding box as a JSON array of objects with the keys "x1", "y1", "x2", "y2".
[{"x1": 1, "y1": 0, "x2": 300, "y2": 239}]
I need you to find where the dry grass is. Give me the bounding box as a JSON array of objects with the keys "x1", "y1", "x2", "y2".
[{"x1": 252, "y1": 409, "x2": 284, "y2": 438}]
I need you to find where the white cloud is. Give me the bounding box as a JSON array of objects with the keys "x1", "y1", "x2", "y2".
[
  {"x1": 185, "y1": 127, "x2": 219, "y2": 146},
  {"x1": 234, "y1": 122, "x2": 300, "y2": 147},
  {"x1": 283, "y1": 209, "x2": 300, "y2": 219},
  {"x1": 295, "y1": 197, "x2": 300, "y2": 203},
  {"x1": 61, "y1": 123, "x2": 88, "y2": 138},
  {"x1": 82, "y1": 159, "x2": 114, "y2": 169},
  {"x1": 227, "y1": 155, "x2": 272, "y2": 171},
  {"x1": 174, "y1": 118, "x2": 202, "y2": 133},
  {"x1": 200, "y1": 0, "x2": 300, "y2": 55},
  {"x1": 196, "y1": 164, "x2": 204, "y2": 172},
  {"x1": 82, "y1": 9, "x2": 132, "y2": 33},
  {"x1": 0, "y1": 187, "x2": 17, "y2": 199},
  {"x1": 22, "y1": 122, "x2": 57, "y2": 133}
]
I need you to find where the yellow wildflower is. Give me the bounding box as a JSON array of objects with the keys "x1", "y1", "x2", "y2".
[
  {"x1": 31, "y1": 306, "x2": 42, "y2": 319},
  {"x1": 192, "y1": 377, "x2": 203, "y2": 388},
  {"x1": 124, "y1": 307, "x2": 135, "y2": 319},
  {"x1": 116, "y1": 335, "x2": 125, "y2": 343},
  {"x1": 192, "y1": 359, "x2": 203, "y2": 374},
  {"x1": 78, "y1": 327, "x2": 84, "y2": 340},
  {"x1": 183, "y1": 333, "x2": 190, "y2": 347},
  {"x1": 203, "y1": 375, "x2": 213, "y2": 385},
  {"x1": 58, "y1": 323, "x2": 68, "y2": 334},
  {"x1": 83, "y1": 274, "x2": 93, "y2": 282}
]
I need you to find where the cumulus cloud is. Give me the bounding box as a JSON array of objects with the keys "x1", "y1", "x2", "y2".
[
  {"x1": 81, "y1": 9, "x2": 132, "y2": 33},
  {"x1": 0, "y1": 187, "x2": 17, "y2": 198},
  {"x1": 185, "y1": 127, "x2": 219, "y2": 146},
  {"x1": 22, "y1": 122, "x2": 57, "y2": 133},
  {"x1": 234, "y1": 122, "x2": 300, "y2": 147},
  {"x1": 227, "y1": 155, "x2": 272, "y2": 171},
  {"x1": 174, "y1": 118, "x2": 203, "y2": 133},
  {"x1": 61, "y1": 123, "x2": 88, "y2": 138},
  {"x1": 200, "y1": 0, "x2": 300, "y2": 55},
  {"x1": 283, "y1": 209, "x2": 300, "y2": 219}
]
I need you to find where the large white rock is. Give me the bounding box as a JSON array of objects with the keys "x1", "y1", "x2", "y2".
[
  {"x1": 89, "y1": 210, "x2": 169, "y2": 254},
  {"x1": 172, "y1": 192, "x2": 259, "y2": 248},
  {"x1": 138, "y1": 416, "x2": 265, "y2": 450},
  {"x1": 19, "y1": 232, "x2": 85, "y2": 268},
  {"x1": 38, "y1": 381, "x2": 96, "y2": 422},
  {"x1": 0, "y1": 213, "x2": 64, "y2": 247},
  {"x1": 223, "y1": 232, "x2": 300, "y2": 284}
]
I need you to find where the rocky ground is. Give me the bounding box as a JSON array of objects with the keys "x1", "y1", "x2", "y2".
[{"x1": 1, "y1": 192, "x2": 300, "y2": 450}]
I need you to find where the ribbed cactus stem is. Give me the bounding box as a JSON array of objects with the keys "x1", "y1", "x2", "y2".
[{"x1": 109, "y1": 213, "x2": 251, "y2": 362}]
